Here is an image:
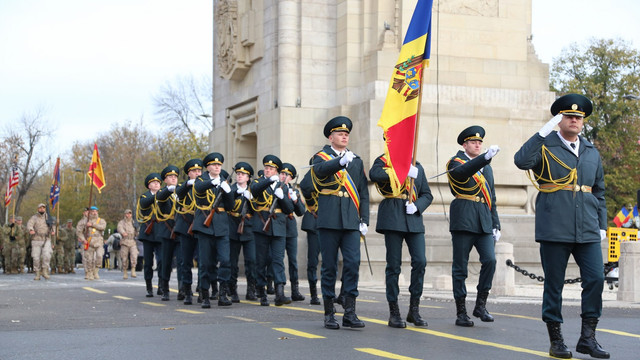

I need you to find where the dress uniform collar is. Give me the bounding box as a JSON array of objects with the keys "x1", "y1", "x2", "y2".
[
  {"x1": 556, "y1": 132, "x2": 580, "y2": 157},
  {"x1": 330, "y1": 146, "x2": 346, "y2": 157}
]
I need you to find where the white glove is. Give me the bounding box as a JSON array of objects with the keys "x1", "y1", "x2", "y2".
[
  {"x1": 289, "y1": 188, "x2": 298, "y2": 202},
  {"x1": 407, "y1": 165, "x2": 419, "y2": 179},
  {"x1": 243, "y1": 190, "x2": 253, "y2": 200},
  {"x1": 236, "y1": 187, "x2": 244, "y2": 194},
  {"x1": 484, "y1": 145, "x2": 500, "y2": 160},
  {"x1": 405, "y1": 201, "x2": 417, "y2": 215},
  {"x1": 187, "y1": 179, "x2": 195, "y2": 186},
  {"x1": 600, "y1": 229, "x2": 607, "y2": 242},
  {"x1": 269, "y1": 175, "x2": 279, "y2": 183},
  {"x1": 538, "y1": 114, "x2": 562, "y2": 137},
  {"x1": 359, "y1": 222, "x2": 368, "y2": 236},
  {"x1": 211, "y1": 177, "x2": 221, "y2": 186},
  {"x1": 339, "y1": 151, "x2": 355, "y2": 166},
  {"x1": 220, "y1": 181, "x2": 231, "y2": 193},
  {"x1": 166, "y1": 185, "x2": 176, "y2": 192},
  {"x1": 274, "y1": 187, "x2": 284, "y2": 199},
  {"x1": 493, "y1": 228, "x2": 501, "y2": 242}
]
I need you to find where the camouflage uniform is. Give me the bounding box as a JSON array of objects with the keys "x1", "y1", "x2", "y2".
[
  {"x1": 117, "y1": 212, "x2": 138, "y2": 279},
  {"x1": 2, "y1": 218, "x2": 25, "y2": 274},
  {"x1": 76, "y1": 211, "x2": 106, "y2": 280},
  {"x1": 26, "y1": 210, "x2": 53, "y2": 280},
  {"x1": 50, "y1": 225, "x2": 66, "y2": 274},
  {"x1": 63, "y1": 221, "x2": 77, "y2": 273}
]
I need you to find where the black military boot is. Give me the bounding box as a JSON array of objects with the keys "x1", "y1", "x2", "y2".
[
  {"x1": 342, "y1": 296, "x2": 365, "y2": 328},
  {"x1": 388, "y1": 301, "x2": 406, "y2": 328},
  {"x1": 258, "y1": 286, "x2": 269, "y2": 306},
  {"x1": 245, "y1": 278, "x2": 258, "y2": 301},
  {"x1": 406, "y1": 298, "x2": 428, "y2": 327},
  {"x1": 455, "y1": 297, "x2": 474, "y2": 327},
  {"x1": 218, "y1": 282, "x2": 232, "y2": 306},
  {"x1": 274, "y1": 283, "x2": 292, "y2": 306},
  {"x1": 201, "y1": 289, "x2": 211, "y2": 309},
  {"x1": 157, "y1": 279, "x2": 163, "y2": 296},
  {"x1": 196, "y1": 285, "x2": 202, "y2": 304},
  {"x1": 183, "y1": 284, "x2": 193, "y2": 305},
  {"x1": 177, "y1": 281, "x2": 185, "y2": 301},
  {"x1": 229, "y1": 281, "x2": 240, "y2": 303},
  {"x1": 211, "y1": 282, "x2": 219, "y2": 300},
  {"x1": 266, "y1": 278, "x2": 275, "y2": 295},
  {"x1": 576, "y1": 318, "x2": 610, "y2": 359},
  {"x1": 309, "y1": 281, "x2": 321, "y2": 305},
  {"x1": 291, "y1": 281, "x2": 305, "y2": 301},
  {"x1": 161, "y1": 280, "x2": 170, "y2": 301},
  {"x1": 546, "y1": 321, "x2": 572, "y2": 359},
  {"x1": 472, "y1": 291, "x2": 494, "y2": 322},
  {"x1": 145, "y1": 279, "x2": 154, "y2": 297},
  {"x1": 323, "y1": 297, "x2": 340, "y2": 329}
]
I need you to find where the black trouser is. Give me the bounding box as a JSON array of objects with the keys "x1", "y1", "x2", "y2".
[{"x1": 142, "y1": 240, "x2": 162, "y2": 281}]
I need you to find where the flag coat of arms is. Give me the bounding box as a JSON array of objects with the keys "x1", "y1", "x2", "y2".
[
  {"x1": 377, "y1": 0, "x2": 433, "y2": 196},
  {"x1": 87, "y1": 143, "x2": 106, "y2": 193}
]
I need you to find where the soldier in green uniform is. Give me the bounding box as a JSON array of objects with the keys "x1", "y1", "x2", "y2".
[
  {"x1": 299, "y1": 162, "x2": 321, "y2": 305},
  {"x1": 280, "y1": 163, "x2": 306, "y2": 302},
  {"x1": 311, "y1": 116, "x2": 370, "y2": 329},
  {"x1": 514, "y1": 94, "x2": 609, "y2": 359},
  {"x1": 2, "y1": 215, "x2": 25, "y2": 274},
  {"x1": 370, "y1": 154, "x2": 433, "y2": 328},
  {"x1": 446, "y1": 126, "x2": 501, "y2": 327},
  {"x1": 15, "y1": 216, "x2": 27, "y2": 274},
  {"x1": 50, "y1": 219, "x2": 66, "y2": 274},
  {"x1": 137, "y1": 173, "x2": 164, "y2": 297},
  {"x1": 157, "y1": 165, "x2": 183, "y2": 301},
  {"x1": 250, "y1": 155, "x2": 295, "y2": 307},
  {"x1": 62, "y1": 220, "x2": 77, "y2": 274}
]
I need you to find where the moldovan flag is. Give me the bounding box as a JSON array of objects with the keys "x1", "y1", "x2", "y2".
[
  {"x1": 612, "y1": 206, "x2": 631, "y2": 227},
  {"x1": 377, "y1": 0, "x2": 433, "y2": 196},
  {"x1": 87, "y1": 143, "x2": 106, "y2": 193}
]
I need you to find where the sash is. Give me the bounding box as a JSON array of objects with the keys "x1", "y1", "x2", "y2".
[
  {"x1": 452, "y1": 158, "x2": 492, "y2": 210},
  {"x1": 379, "y1": 155, "x2": 417, "y2": 202},
  {"x1": 316, "y1": 151, "x2": 360, "y2": 214}
]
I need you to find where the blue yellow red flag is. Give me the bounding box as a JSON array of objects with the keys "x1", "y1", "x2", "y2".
[
  {"x1": 377, "y1": 0, "x2": 433, "y2": 195},
  {"x1": 613, "y1": 207, "x2": 631, "y2": 227}
]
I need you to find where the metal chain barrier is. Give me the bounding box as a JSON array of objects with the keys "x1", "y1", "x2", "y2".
[{"x1": 506, "y1": 259, "x2": 582, "y2": 284}]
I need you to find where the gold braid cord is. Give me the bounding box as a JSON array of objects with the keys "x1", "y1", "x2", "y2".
[
  {"x1": 194, "y1": 187, "x2": 215, "y2": 211},
  {"x1": 310, "y1": 166, "x2": 344, "y2": 195},
  {"x1": 154, "y1": 194, "x2": 176, "y2": 221},
  {"x1": 526, "y1": 145, "x2": 578, "y2": 193},
  {"x1": 136, "y1": 197, "x2": 155, "y2": 223},
  {"x1": 374, "y1": 168, "x2": 412, "y2": 198},
  {"x1": 250, "y1": 190, "x2": 272, "y2": 212},
  {"x1": 175, "y1": 191, "x2": 195, "y2": 215},
  {"x1": 446, "y1": 159, "x2": 482, "y2": 197}
]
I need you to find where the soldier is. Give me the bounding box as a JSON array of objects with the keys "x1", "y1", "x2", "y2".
[
  {"x1": 192, "y1": 152, "x2": 234, "y2": 308},
  {"x1": 175, "y1": 158, "x2": 203, "y2": 305},
  {"x1": 310, "y1": 116, "x2": 370, "y2": 329},
  {"x1": 76, "y1": 206, "x2": 106, "y2": 280},
  {"x1": 23, "y1": 215, "x2": 33, "y2": 273},
  {"x1": 299, "y1": 162, "x2": 321, "y2": 305},
  {"x1": 514, "y1": 94, "x2": 609, "y2": 359},
  {"x1": 117, "y1": 209, "x2": 138, "y2": 279},
  {"x1": 76, "y1": 208, "x2": 89, "y2": 272},
  {"x1": 50, "y1": 218, "x2": 65, "y2": 274},
  {"x1": 15, "y1": 216, "x2": 27, "y2": 274},
  {"x1": 370, "y1": 153, "x2": 433, "y2": 328},
  {"x1": 63, "y1": 219, "x2": 77, "y2": 274},
  {"x1": 250, "y1": 155, "x2": 295, "y2": 306},
  {"x1": 2, "y1": 215, "x2": 25, "y2": 274},
  {"x1": 137, "y1": 173, "x2": 164, "y2": 297},
  {"x1": 26, "y1": 203, "x2": 55, "y2": 280},
  {"x1": 156, "y1": 165, "x2": 183, "y2": 301},
  {"x1": 1, "y1": 218, "x2": 12, "y2": 274},
  {"x1": 280, "y1": 162, "x2": 306, "y2": 301},
  {"x1": 446, "y1": 126, "x2": 501, "y2": 327},
  {"x1": 227, "y1": 161, "x2": 258, "y2": 302}
]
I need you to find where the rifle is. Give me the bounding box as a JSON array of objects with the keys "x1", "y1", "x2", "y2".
[
  {"x1": 237, "y1": 195, "x2": 250, "y2": 235},
  {"x1": 262, "y1": 182, "x2": 285, "y2": 232},
  {"x1": 204, "y1": 174, "x2": 233, "y2": 227},
  {"x1": 144, "y1": 219, "x2": 155, "y2": 235}
]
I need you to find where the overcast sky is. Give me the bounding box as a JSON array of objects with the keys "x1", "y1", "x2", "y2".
[{"x1": 1, "y1": 0, "x2": 638, "y2": 155}]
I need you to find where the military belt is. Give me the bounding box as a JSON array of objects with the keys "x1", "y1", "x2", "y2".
[
  {"x1": 229, "y1": 212, "x2": 252, "y2": 218},
  {"x1": 320, "y1": 189, "x2": 351, "y2": 198},
  {"x1": 539, "y1": 184, "x2": 592, "y2": 193},
  {"x1": 255, "y1": 208, "x2": 282, "y2": 213},
  {"x1": 455, "y1": 194, "x2": 485, "y2": 203},
  {"x1": 383, "y1": 193, "x2": 409, "y2": 200}
]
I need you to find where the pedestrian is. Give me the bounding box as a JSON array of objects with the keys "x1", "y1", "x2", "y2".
[
  {"x1": 117, "y1": 210, "x2": 138, "y2": 279},
  {"x1": 137, "y1": 173, "x2": 164, "y2": 297},
  {"x1": 105, "y1": 231, "x2": 122, "y2": 270},
  {"x1": 310, "y1": 116, "x2": 370, "y2": 329},
  {"x1": 26, "y1": 203, "x2": 55, "y2": 280},
  {"x1": 280, "y1": 162, "x2": 306, "y2": 302},
  {"x1": 446, "y1": 125, "x2": 501, "y2": 327},
  {"x1": 370, "y1": 153, "x2": 433, "y2": 328},
  {"x1": 514, "y1": 93, "x2": 609, "y2": 359},
  {"x1": 76, "y1": 206, "x2": 106, "y2": 280}
]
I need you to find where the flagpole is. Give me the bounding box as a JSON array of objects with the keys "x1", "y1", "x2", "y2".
[{"x1": 408, "y1": 59, "x2": 428, "y2": 204}]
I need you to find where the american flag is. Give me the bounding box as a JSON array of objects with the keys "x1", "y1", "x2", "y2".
[{"x1": 4, "y1": 167, "x2": 20, "y2": 207}]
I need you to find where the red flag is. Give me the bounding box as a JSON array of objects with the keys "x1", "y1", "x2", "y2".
[
  {"x1": 87, "y1": 143, "x2": 106, "y2": 193},
  {"x1": 4, "y1": 167, "x2": 19, "y2": 206}
]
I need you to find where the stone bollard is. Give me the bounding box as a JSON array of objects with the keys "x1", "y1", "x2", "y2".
[
  {"x1": 617, "y1": 241, "x2": 640, "y2": 302},
  {"x1": 492, "y1": 242, "x2": 515, "y2": 296}
]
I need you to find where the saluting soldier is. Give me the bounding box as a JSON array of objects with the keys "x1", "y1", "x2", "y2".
[
  {"x1": 514, "y1": 94, "x2": 609, "y2": 359},
  {"x1": 76, "y1": 206, "x2": 106, "y2": 280},
  {"x1": 370, "y1": 153, "x2": 433, "y2": 328},
  {"x1": 175, "y1": 158, "x2": 203, "y2": 305},
  {"x1": 192, "y1": 152, "x2": 234, "y2": 308},
  {"x1": 311, "y1": 116, "x2": 370, "y2": 329},
  {"x1": 117, "y1": 210, "x2": 138, "y2": 279},
  {"x1": 250, "y1": 155, "x2": 295, "y2": 306},
  {"x1": 137, "y1": 173, "x2": 164, "y2": 297},
  {"x1": 156, "y1": 165, "x2": 183, "y2": 301},
  {"x1": 299, "y1": 161, "x2": 321, "y2": 305},
  {"x1": 227, "y1": 162, "x2": 258, "y2": 302},
  {"x1": 27, "y1": 203, "x2": 55, "y2": 280},
  {"x1": 446, "y1": 126, "x2": 501, "y2": 327},
  {"x1": 280, "y1": 162, "x2": 306, "y2": 301}
]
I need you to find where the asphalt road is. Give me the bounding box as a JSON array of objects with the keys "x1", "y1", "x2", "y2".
[{"x1": 0, "y1": 269, "x2": 637, "y2": 360}]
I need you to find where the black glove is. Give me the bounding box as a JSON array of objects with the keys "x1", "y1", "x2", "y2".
[{"x1": 9, "y1": 223, "x2": 14, "y2": 228}]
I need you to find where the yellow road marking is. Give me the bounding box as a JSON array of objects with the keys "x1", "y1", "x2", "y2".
[
  {"x1": 419, "y1": 305, "x2": 444, "y2": 309},
  {"x1": 355, "y1": 348, "x2": 421, "y2": 360},
  {"x1": 598, "y1": 328, "x2": 640, "y2": 338},
  {"x1": 357, "y1": 299, "x2": 379, "y2": 303},
  {"x1": 83, "y1": 287, "x2": 107, "y2": 294},
  {"x1": 273, "y1": 328, "x2": 325, "y2": 339},
  {"x1": 225, "y1": 316, "x2": 257, "y2": 322},
  {"x1": 176, "y1": 309, "x2": 204, "y2": 314},
  {"x1": 492, "y1": 312, "x2": 539, "y2": 321},
  {"x1": 113, "y1": 296, "x2": 132, "y2": 300},
  {"x1": 141, "y1": 301, "x2": 166, "y2": 307}
]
